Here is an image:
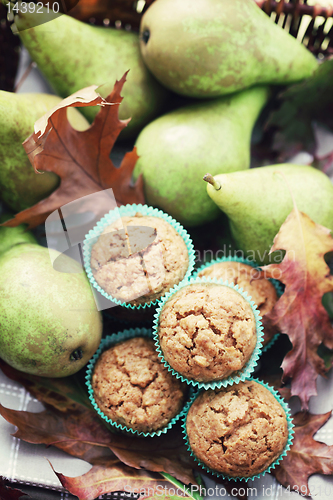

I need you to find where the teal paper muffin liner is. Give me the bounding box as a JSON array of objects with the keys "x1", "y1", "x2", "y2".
[
  {"x1": 152, "y1": 276, "x2": 264, "y2": 390},
  {"x1": 182, "y1": 377, "x2": 295, "y2": 482},
  {"x1": 83, "y1": 204, "x2": 195, "y2": 310},
  {"x1": 192, "y1": 256, "x2": 284, "y2": 353},
  {"x1": 85, "y1": 327, "x2": 197, "y2": 438}
]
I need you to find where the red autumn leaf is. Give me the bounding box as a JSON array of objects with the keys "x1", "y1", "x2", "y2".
[
  {"x1": 2, "y1": 72, "x2": 145, "y2": 230},
  {"x1": 50, "y1": 461, "x2": 193, "y2": 500},
  {"x1": 272, "y1": 411, "x2": 333, "y2": 497},
  {"x1": 261, "y1": 208, "x2": 333, "y2": 409},
  {"x1": 0, "y1": 476, "x2": 30, "y2": 500}
]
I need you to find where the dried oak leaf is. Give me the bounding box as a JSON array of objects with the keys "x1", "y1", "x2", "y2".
[
  {"x1": 0, "y1": 401, "x2": 116, "y2": 465},
  {"x1": 0, "y1": 476, "x2": 30, "y2": 500},
  {"x1": 272, "y1": 411, "x2": 333, "y2": 497},
  {"x1": 0, "y1": 361, "x2": 197, "y2": 485},
  {"x1": 51, "y1": 462, "x2": 195, "y2": 500},
  {"x1": 0, "y1": 358, "x2": 91, "y2": 412},
  {"x1": 261, "y1": 208, "x2": 333, "y2": 410},
  {"x1": 2, "y1": 72, "x2": 144, "y2": 230}
]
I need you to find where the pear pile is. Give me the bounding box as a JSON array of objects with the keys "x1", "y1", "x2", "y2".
[{"x1": 0, "y1": 0, "x2": 333, "y2": 378}]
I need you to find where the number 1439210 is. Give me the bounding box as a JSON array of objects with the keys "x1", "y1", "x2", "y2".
[{"x1": 6, "y1": 2, "x2": 60, "y2": 14}]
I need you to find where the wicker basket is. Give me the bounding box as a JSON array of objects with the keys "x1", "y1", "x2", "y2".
[
  {"x1": 1, "y1": 0, "x2": 333, "y2": 92},
  {"x1": 74, "y1": 0, "x2": 333, "y2": 59},
  {"x1": 71, "y1": 0, "x2": 333, "y2": 57},
  {"x1": 255, "y1": 0, "x2": 333, "y2": 56},
  {"x1": 0, "y1": 3, "x2": 20, "y2": 91}
]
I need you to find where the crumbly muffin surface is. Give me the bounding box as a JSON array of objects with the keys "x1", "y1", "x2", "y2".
[
  {"x1": 90, "y1": 214, "x2": 189, "y2": 306},
  {"x1": 186, "y1": 380, "x2": 288, "y2": 477},
  {"x1": 198, "y1": 261, "x2": 278, "y2": 345},
  {"x1": 92, "y1": 337, "x2": 187, "y2": 432},
  {"x1": 198, "y1": 261, "x2": 277, "y2": 316},
  {"x1": 158, "y1": 283, "x2": 257, "y2": 382}
]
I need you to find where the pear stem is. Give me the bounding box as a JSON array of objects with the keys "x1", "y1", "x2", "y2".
[{"x1": 203, "y1": 173, "x2": 221, "y2": 190}]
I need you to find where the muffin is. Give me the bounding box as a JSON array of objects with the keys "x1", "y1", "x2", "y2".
[
  {"x1": 90, "y1": 212, "x2": 190, "y2": 307},
  {"x1": 185, "y1": 380, "x2": 290, "y2": 478},
  {"x1": 91, "y1": 336, "x2": 187, "y2": 433},
  {"x1": 156, "y1": 281, "x2": 261, "y2": 385},
  {"x1": 197, "y1": 260, "x2": 279, "y2": 345}
]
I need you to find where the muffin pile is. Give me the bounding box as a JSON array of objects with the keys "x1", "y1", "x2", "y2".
[{"x1": 85, "y1": 206, "x2": 293, "y2": 481}]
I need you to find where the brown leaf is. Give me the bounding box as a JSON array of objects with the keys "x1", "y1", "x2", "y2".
[
  {"x1": 0, "y1": 359, "x2": 91, "y2": 412},
  {"x1": 272, "y1": 411, "x2": 333, "y2": 497},
  {"x1": 0, "y1": 366, "x2": 197, "y2": 485},
  {"x1": 0, "y1": 403, "x2": 115, "y2": 464},
  {"x1": 261, "y1": 208, "x2": 333, "y2": 409},
  {"x1": 0, "y1": 476, "x2": 30, "y2": 500},
  {"x1": 107, "y1": 425, "x2": 197, "y2": 486},
  {"x1": 51, "y1": 461, "x2": 192, "y2": 500},
  {"x1": 2, "y1": 73, "x2": 145, "y2": 230}
]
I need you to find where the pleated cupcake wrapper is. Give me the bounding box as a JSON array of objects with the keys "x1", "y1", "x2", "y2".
[
  {"x1": 182, "y1": 377, "x2": 295, "y2": 482},
  {"x1": 192, "y1": 256, "x2": 284, "y2": 353},
  {"x1": 82, "y1": 204, "x2": 195, "y2": 310},
  {"x1": 85, "y1": 327, "x2": 197, "y2": 438},
  {"x1": 152, "y1": 276, "x2": 264, "y2": 390}
]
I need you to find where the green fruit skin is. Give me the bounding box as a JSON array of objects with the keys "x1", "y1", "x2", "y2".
[
  {"x1": 206, "y1": 164, "x2": 333, "y2": 264},
  {"x1": 140, "y1": 0, "x2": 318, "y2": 98},
  {"x1": 0, "y1": 91, "x2": 89, "y2": 212},
  {"x1": 0, "y1": 215, "x2": 37, "y2": 256},
  {"x1": 0, "y1": 244, "x2": 102, "y2": 377},
  {"x1": 133, "y1": 85, "x2": 270, "y2": 227},
  {"x1": 16, "y1": 11, "x2": 169, "y2": 139}
]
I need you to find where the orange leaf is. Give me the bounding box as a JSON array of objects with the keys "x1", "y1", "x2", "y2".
[
  {"x1": 261, "y1": 208, "x2": 333, "y2": 409},
  {"x1": 2, "y1": 72, "x2": 145, "y2": 230}
]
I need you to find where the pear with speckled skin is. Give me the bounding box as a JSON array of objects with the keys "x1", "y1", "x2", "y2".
[
  {"x1": 13, "y1": 8, "x2": 169, "y2": 138},
  {"x1": 0, "y1": 244, "x2": 102, "y2": 377},
  {"x1": 204, "y1": 165, "x2": 333, "y2": 264},
  {"x1": 0, "y1": 215, "x2": 37, "y2": 256},
  {"x1": 0, "y1": 91, "x2": 89, "y2": 212},
  {"x1": 133, "y1": 85, "x2": 270, "y2": 227},
  {"x1": 139, "y1": 0, "x2": 318, "y2": 98}
]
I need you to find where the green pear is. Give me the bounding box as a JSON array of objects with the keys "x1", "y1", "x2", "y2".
[
  {"x1": 139, "y1": 0, "x2": 318, "y2": 98},
  {"x1": 14, "y1": 9, "x2": 169, "y2": 138},
  {"x1": 204, "y1": 164, "x2": 333, "y2": 264},
  {"x1": 0, "y1": 91, "x2": 89, "y2": 212},
  {"x1": 0, "y1": 243, "x2": 103, "y2": 377},
  {"x1": 133, "y1": 85, "x2": 270, "y2": 227},
  {"x1": 0, "y1": 214, "x2": 37, "y2": 256}
]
